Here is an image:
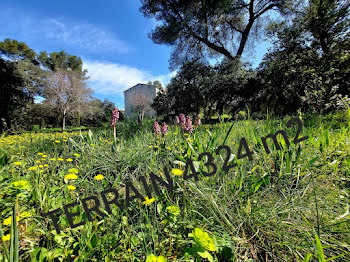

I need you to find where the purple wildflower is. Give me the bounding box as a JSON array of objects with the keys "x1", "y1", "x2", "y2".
[
  {"x1": 179, "y1": 113, "x2": 186, "y2": 127},
  {"x1": 153, "y1": 121, "x2": 161, "y2": 136},
  {"x1": 111, "y1": 107, "x2": 119, "y2": 127},
  {"x1": 184, "y1": 116, "x2": 193, "y2": 133},
  {"x1": 161, "y1": 122, "x2": 168, "y2": 135}
]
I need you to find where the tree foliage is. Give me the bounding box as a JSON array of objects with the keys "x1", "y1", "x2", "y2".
[
  {"x1": 151, "y1": 0, "x2": 349, "y2": 118},
  {"x1": 140, "y1": 0, "x2": 289, "y2": 69}
]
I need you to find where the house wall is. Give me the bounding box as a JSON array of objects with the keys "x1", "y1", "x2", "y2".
[{"x1": 124, "y1": 84, "x2": 157, "y2": 118}]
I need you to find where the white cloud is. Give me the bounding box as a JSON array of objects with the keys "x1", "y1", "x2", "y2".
[
  {"x1": 83, "y1": 60, "x2": 174, "y2": 95},
  {"x1": 0, "y1": 8, "x2": 130, "y2": 54}
]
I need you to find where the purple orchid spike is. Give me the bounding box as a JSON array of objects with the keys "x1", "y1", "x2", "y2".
[
  {"x1": 111, "y1": 107, "x2": 119, "y2": 127},
  {"x1": 179, "y1": 113, "x2": 186, "y2": 127},
  {"x1": 161, "y1": 122, "x2": 168, "y2": 135},
  {"x1": 184, "y1": 116, "x2": 193, "y2": 133},
  {"x1": 153, "y1": 121, "x2": 161, "y2": 136}
]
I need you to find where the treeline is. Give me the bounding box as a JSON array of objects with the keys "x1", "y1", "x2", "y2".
[
  {"x1": 0, "y1": 39, "x2": 117, "y2": 133},
  {"x1": 146, "y1": 0, "x2": 349, "y2": 119}
]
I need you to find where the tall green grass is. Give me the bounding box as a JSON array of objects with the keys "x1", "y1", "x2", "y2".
[{"x1": 0, "y1": 112, "x2": 349, "y2": 261}]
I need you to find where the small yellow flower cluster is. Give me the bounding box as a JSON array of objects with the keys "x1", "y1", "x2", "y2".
[
  {"x1": 2, "y1": 211, "x2": 31, "y2": 226},
  {"x1": 10, "y1": 180, "x2": 30, "y2": 190},
  {"x1": 65, "y1": 168, "x2": 80, "y2": 190},
  {"x1": 2, "y1": 234, "x2": 10, "y2": 242},
  {"x1": 94, "y1": 174, "x2": 104, "y2": 181},
  {"x1": 67, "y1": 185, "x2": 76, "y2": 190},
  {"x1": 143, "y1": 197, "x2": 155, "y2": 206},
  {"x1": 171, "y1": 169, "x2": 183, "y2": 176},
  {"x1": 64, "y1": 174, "x2": 78, "y2": 180}
]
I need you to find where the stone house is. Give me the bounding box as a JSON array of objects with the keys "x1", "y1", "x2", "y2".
[{"x1": 124, "y1": 83, "x2": 165, "y2": 118}]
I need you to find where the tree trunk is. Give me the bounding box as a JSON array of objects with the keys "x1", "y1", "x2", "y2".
[
  {"x1": 236, "y1": 22, "x2": 253, "y2": 58},
  {"x1": 62, "y1": 111, "x2": 66, "y2": 131},
  {"x1": 217, "y1": 102, "x2": 224, "y2": 116},
  {"x1": 137, "y1": 112, "x2": 142, "y2": 125}
]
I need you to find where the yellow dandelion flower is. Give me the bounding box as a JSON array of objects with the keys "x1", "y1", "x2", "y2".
[
  {"x1": 39, "y1": 165, "x2": 44, "y2": 168},
  {"x1": 67, "y1": 185, "x2": 76, "y2": 190},
  {"x1": 57, "y1": 158, "x2": 64, "y2": 161},
  {"x1": 44, "y1": 164, "x2": 49, "y2": 167},
  {"x1": 13, "y1": 161, "x2": 22, "y2": 166},
  {"x1": 128, "y1": 248, "x2": 132, "y2": 252},
  {"x1": 49, "y1": 158, "x2": 56, "y2": 161},
  {"x1": 166, "y1": 147, "x2": 171, "y2": 150},
  {"x1": 66, "y1": 158, "x2": 73, "y2": 162},
  {"x1": 2, "y1": 217, "x2": 12, "y2": 226},
  {"x1": 42, "y1": 155, "x2": 47, "y2": 158},
  {"x1": 3, "y1": 216, "x2": 20, "y2": 226},
  {"x1": 154, "y1": 145, "x2": 159, "y2": 148},
  {"x1": 2, "y1": 234, "x2": 10, "y2": 242},
  {"x1": 94, "y1": 174, "x2": 104, "y2": 181},
  {"x1": 171, "y1": 169, "x2": 183, "y2": 176},
  {"x1": 54, "y1": 140, "x2": 61, "y2": 143},
  {"x1": 143, "y1": 197, "x2": 155, "y2": 206},
  {"x1": 36, "y1": 160, "x2": 41, "y2": 163},
  {"x1": 28, "y1": 166, "x2": 37, "y2": 171},
  {"x1": 148, "y1": 145, "x2": 153, "y2": 148},
  {"x1": 64, "y1": 174, "x2": 78, "y2": 180},
  {"x1": 37, "y1": 153, "x2": 43, "y2": 156},
  {"x1": 73, "y1": 153, "x2": 80, "y2": 158}
]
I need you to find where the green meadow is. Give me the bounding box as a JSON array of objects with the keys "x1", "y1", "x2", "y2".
[{"x1": 0, "y1": 111, "x2": 349, "y2": 261}]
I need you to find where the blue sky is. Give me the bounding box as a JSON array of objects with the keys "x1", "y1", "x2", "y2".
[{"x1": 0, "y1": 0, "x2": 272, "y2": 109}]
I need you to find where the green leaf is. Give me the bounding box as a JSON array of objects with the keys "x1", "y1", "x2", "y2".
[
  {"x1": 146, "y1": 254, "x2": 167, "y2": 262},
  {"x1": 222, "y1": 122, "x2": 235, "y2": 146},
  {"x1": 0, "y1": 223, "x2": 9, "y2": 260},
  {"x1": 157, "y1": 256, "x2": 167, "y2": 262},
  {"x1": 186, "y1": 140, "x2": 198, "y2": 157},
  {"x1": 315, "y1": 234, "x2": 325, "y2": 262},
  {"x1": 9, "y1": 201, "x2": 19, "y2": 262},
  {"x1": 190, "y1": 228, "x2": 217, "y2": 252},
  {"x1": 131, "y1": 235, "x2": 139, "y2": 246},
  {"x1": 303, "y1": 253, "x2": 312, "y2": 262},
  {"x1": 90, "y1": 234, "x2": 98, "y2": 248},
  {"x1": 197, "y1": 250, "x2": 214, "y2": 262},
  {"x1": 166, "y1": 205, "x2": 181, "y2": 216}
]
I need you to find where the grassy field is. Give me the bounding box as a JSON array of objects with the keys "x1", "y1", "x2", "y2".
[{"x1": 0, "y1": 112, "x2": 349, "y2": 261}]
